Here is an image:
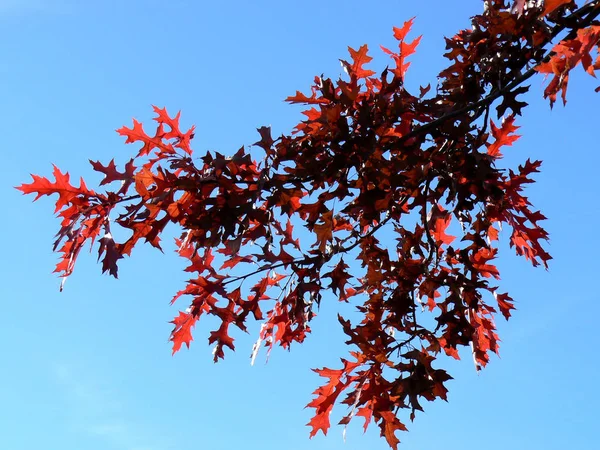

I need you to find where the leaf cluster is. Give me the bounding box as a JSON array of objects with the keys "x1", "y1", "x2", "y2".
[{"x1": 17, "y1": 0, "x2": 600, "y2": 447}]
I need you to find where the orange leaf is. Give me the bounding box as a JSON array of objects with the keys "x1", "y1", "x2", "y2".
[{"x1": 314, "y1": 211, "x2": 334, "y2": 252}]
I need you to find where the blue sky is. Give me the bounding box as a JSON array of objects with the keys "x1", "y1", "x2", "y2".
[{"x1": 1, "y1": 1, "x2": 599, "y2": 449}]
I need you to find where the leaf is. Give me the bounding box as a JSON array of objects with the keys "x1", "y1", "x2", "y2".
[
  {"x1": 536, "y1": 26, "x2": 600, "y2": 107},
  {"x1": 170, "y1": 311, "x2": 198, "y2": 354},
  {"x1": 428, "y1": 205, "x2": 455, "y2": 246},
  {"x1": 487, "y1": 115, "x2": 520, "y2": 158},
  {"x1": 393, "y1": 17, "x2": 415, "y2": 41},
  {"x1": 17, "y1": 165, "x2": 93, "y2": 212},
  {"x1": 133, "y1": 166, "x2": 157, "y2": 199},
  {"x1": 254, "y1": 126, "x2": 274, "y2": 151},
  {"x1": 152, "y1": 105, "x2": 195, "y2": 155},
  {"x1": 379, "y1": 411, "x2": 407, "y2": 450},
  {"x1": 153, "y1": 105, "x2": 181, "y2": 140},
  {"x1": 471, "y1": 248, "x2": 500, "y2": 279},
  {"x1": 496, "y1": 85, "x2": 529, "y2": 117},
  {"x1": 278, "y1": 191, "x2": 302, "y2": 215},
  {"x1": 495, "y1": 292, "x2": 515, "y2": 320},
  {"x1": 307, "y1": 408, "x2": 333, "y2": 438},
  {"x1": 356, "y1": 405, "x2": 373, "y2": 432},
  {"x1": 347, "y1": 44, "x2": 376, "y2": 78},
  {"x1": 382, "y1": 17, "x2": 421, "y2": 79},
  {"x1": 208, "y1": 306, "x2": 236, "y2": 361},
  {"x1": 285, "y1": 90, "x2": 329, "y2": 105},
  {"x1": 274, "y1": 219, "x2": 301, "y2": 250},
  {"x1": 323, "y1": 258, "x2": 351, "y2": 300},
  {"x1": 89, "y1": 158, "x2": 136, "y2": 186},
  {"x1": 220, "y1": 254, "x2": 253, "y2": 270},
  {"x1": 97, "y1": 233, "x2": 122, "y2": 278},
  {"x1": 117, "y1": 116, "x2": 175, "y2": 157},
  {"x1": 542, "y1": 0, "x2": 572, "y2": 17},
  {"x1": 314, "y1": 211, "x2": 334, "y2": 252},
  {"x1": 307, "y1": 366, "x2": 347, "y2": 437}
]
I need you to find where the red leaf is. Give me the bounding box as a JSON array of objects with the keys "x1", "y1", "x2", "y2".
[
  {"x1": 285, "y1": 90, "x2": 329, "y2": 105},
  {"x1": 254, "y1": 126, "x2": 274, "y2": 151},
  {"x1": 356, "y1": 405, "x2": 373, "y2": 432},
  {"x1": 471, "y1": 248, "x2": 500, "y2": 279},
  {"x1": 495, "y1": 292, "x2": 516, "y2": 320},
  {"x1": 220, "y1": 254, "x2": 253, "y2": 270},
  {"x1": 117, "y1": 116, "x2": 175, "y2": 157},
  {"x1": 89, "y1": 158, "x2": 136, "y2": 186},
  {"x1": 428, "y1": 205, "x2": 455, "y2": 246},
  {"x1": 379, "y1": 411, "x2": 407, "y2": 450},
  {"x1": 307, "y1": 408, "x2": 333, "y2": 438},
  {"x1": 153, "y1": 105, "x2": 181, "y2": 140},
  {"x1": 487, "y1": 115, "x2": 520, "y2": 158},
  {"x1": 279, "y1": 192, "x2": 302, "y2": 215},
  {"x1": 323, "y1": 258, "x2": 352, "y2": 301},
  {"x1": 152, "y1": 105, "x2": 195, "y2": 155},
  {"x1": 393, "y1": 17, "x2": 415, "y2": 41},
  {"x1": 97, "y1": 233, "x2": 122, "y2": 278},
  {"x1": 347, "y1": 44, "x2": 376, "y2": 78},
  {"x1": 208, "y1": 316, "x2": 236, "y2": 361},
  {"x1": 17, "y1": 165, "x2": 93, "y2": 212},
  {"x1": 170, "y1": 311, "x2": 198, "y2": 354},
  {"x1": 274, "y1": 219, "x2": 301, "y2": 250}
]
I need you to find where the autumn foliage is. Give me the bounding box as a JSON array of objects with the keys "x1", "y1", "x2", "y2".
[{"x1": 17, "y1": 1, "x2": 600, "y2": 448}]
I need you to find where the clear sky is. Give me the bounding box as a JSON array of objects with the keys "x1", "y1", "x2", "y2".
[{"x1": 1, "y1": 1, "x2": 599, "y2": 449}]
